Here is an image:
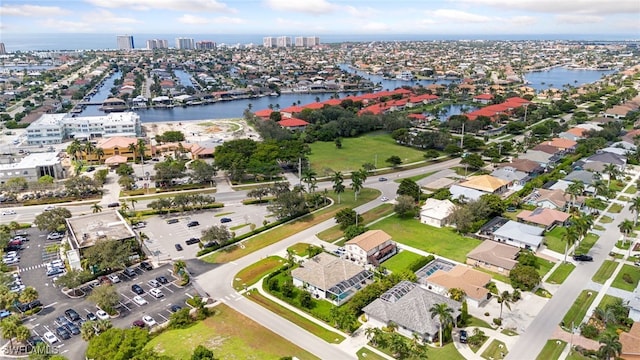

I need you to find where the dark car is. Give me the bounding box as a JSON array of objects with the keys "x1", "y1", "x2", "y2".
[
  {"x1": 65, "y1": 323, "x2": 80, "y2": 335},
  {"x1": 107, "y1": 202, "x2": 120, "y2": 208},
  {"x1": 132, "y1": 320, "x2": 145, "y2": 328},
  {"x1": 156, "y1": 276, "x2": 168, "y2": 285},
  {"x1": 220, "y1": 217, "x2": 232, "y2": 223},
  {"x1": 64, "y1": 309, "x2": 80, "y2": 322},
  {"x1": 86, "y1": 312, "x2": 97, "y2": 321},
  {"x1": 131, "y1": 284, "x2": 144, "y2": 295},
  {"x1": 378, "y1": 177, "x2": 388, "y2": 182},
  {"x1": 169, "y1": 304, "x2": 182, "y2": 313},
  {"x1": 28, "y1": 336, "x2": 44, "y2": 346},
  {"x1": 187, "y1": 221, "x2": 200, "y2": 227},
  {"x1": 86, "y1": 166, "x2": 95, "y2": 172},
  {"x1": 123, "y1": 267, "x2": 137, "y2": 277},
  {"x1": 460, "y1": 330, "x2": 468, "y2": 343},
  {"x1": 139, "y1": 261, "x2": 153, "y2": 271},
  {"x1": 55, "y1": 327, "x2": 70, "y2": 340},
  {"x1": 175, "y1": 243, "x2": 183, "y2": 251},
  {"x1": 186, "y1": 237, "x2": 200, "y2": 245},
  {"x1": 166, "y1": 219, "x2": 179, "y2": 224},
  {"x1": 55, "y1": 316, "x2": 71, "y2": 326},
  {"x1": 573, "y1": 254, "x2": 593, "y2": 262}
]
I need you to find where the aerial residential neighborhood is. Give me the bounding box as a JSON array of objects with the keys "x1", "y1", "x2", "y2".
[{"x1": 0, "y1": 1, "x2": 640, "y2": 360}]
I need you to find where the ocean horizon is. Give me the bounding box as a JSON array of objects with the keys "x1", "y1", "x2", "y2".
[{"x1": 1, "y1": 33, "x2": 637, "y2": 52}]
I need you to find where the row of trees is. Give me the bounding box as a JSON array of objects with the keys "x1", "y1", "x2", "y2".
[{"x1": 147, "y1": 193, "x2": 217, "y2": 213}]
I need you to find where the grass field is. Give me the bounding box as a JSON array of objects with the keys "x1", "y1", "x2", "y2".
[
  {"x1": 287, "y1": 243, "x2": 312, "y2": 257},
  {"x1": 608, "y1": 203, "x2": 624, "y2": 213},
  {"x1": 611, "y1": 264, "x2": 640, "y2": 291},
  {"x1": 380, "y1": 250, "x2": 425, "y2": 273},
  {"x1": 567, "y1": 352, "x2": 592, "y2": 360},
  {"x1": 624, "y1": 186, "x2": 637, "y2": 194},
  {"x1": 544, "y1": 227, "x2": 567, "y2": 254},
  {"x1": 536, "y1": 340, "x2": 567, "y2": 360},
  {"x1": 537, "y1": 257, "x2": 556, "y2": 277},
  {"x1": 357, "y1": 348, "x2": 387, "y2": 360},
  {"x1": 316, "y1": 203, "x2": 394, "y2": 242},
  {"x1": 202, "y1": 188, "x2": 380, "y2": 263},
  {"x1": 233, "y1": 256, "x2": 286, "y2": 291},
  {"x1": 597, "y1": 294, "x2": 622, "y2": 311},
  {"x1": 394, "y1": 171, "x2": 436, "y2": 183},
  {"x1": 592, "y1": 260, "x2": 618, "y2": 284},
  {"x1": 562, "y1": 290, "x2": 598, "y2": 327},
  {"x1": 246, "y1": 290, "x2": 345, "y2": 344},
  {"x1": 599, "y1": 215, "x2": 613, "y2": 224},
  {"x1": 481, "y1": 340, "x2": 508, "y2": 360},
  {"x1": 144, "y1": 304, "x2": 319, "y2": 360},
  {"x1": 369, "y1": 215, "x2": 481, "y2": 262},
  {"x1": 575, "y1": 233, "x2": 600, "y2": 255},
  {"x1": 546, "y1": 263, "x2": 575, "y2": 285},
  {"x1": 308, "y1": 132, "x2": 426, "y2": 174}
]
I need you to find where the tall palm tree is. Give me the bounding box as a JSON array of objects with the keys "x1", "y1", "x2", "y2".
[
  {"x1": 629, "y1": 196, "x2": 640, "y2": 226},
  {"x1": 429, "y1": 303, "x2": 454, "y2": 347},
  {"x1": 66, "y1": 139, "x2": 82, "y2": 161},
  {"x1": 332, "y1": 171, "x2": 345, "y2": 204},
  {"x1": 91, "y1": 203, "x2": 103, "y2": 213},
  {"x1": 603, "y1": 164, "x2": 620, "y2": 186},
  {"x1": 562, "y1": 225, "x2": 581, "y2": 263},
  {"x1": 598, "y1": 333, "x2": 622, "y2": 360},
  {"x1": 565, "y1": 181, "x2": 585, "y2": 211},
  {"x1": 0, "y1": 316, "x2": 19, "y2": 348},
  {"x1": 128, "y1": 143, "x2": 138, "y2": 162},
  {"x1": 618, "y1": 219, "x2": 634, "y2": 246},
  {"x1": 84, "y1": 140, "x2": 96, "y2": 163},
  {"x1": 351, "y1": 171, "x2": 364, "y2": 201},
  {"x1": 129, "y1": 199, "x2": 137, "y2": 211},
  {"x1": 137, "y1": 139, "x2": 147, "y2": 163},
  {"x1": 574, "y1": 214, "x2": 594, "y2": 241},
  {"x1": 593, "y1": 180, "x2": 609, "y2": 199},
  {"x1": 496, "y1": 290, "x2": 514, "y2": 319},
  {"x1": 95, "y1": 148, "x2": 105, "y2": 164},
  {"x1": 301, "y1": 169, "x2": 317, "y2": 193}
]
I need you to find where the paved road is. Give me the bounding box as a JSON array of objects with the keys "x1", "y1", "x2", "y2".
[
  {"x1": 507, "y1": 171, "x2": 639, "y2": 360},
  {"x1": 194, "y1": 158, "x2": 460, "y2": 359}
]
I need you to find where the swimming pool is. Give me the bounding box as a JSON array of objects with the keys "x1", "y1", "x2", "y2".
[{"x1": 415, "y1": 258, "x2": 455, "y2": 279}]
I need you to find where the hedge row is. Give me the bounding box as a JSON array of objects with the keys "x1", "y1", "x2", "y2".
[
  {"x1": 408, "y1": 255, "x2": 435, "y2": 273},
  {"x1": 241, "y1": 197, "x2": 275, "y2": 205}
]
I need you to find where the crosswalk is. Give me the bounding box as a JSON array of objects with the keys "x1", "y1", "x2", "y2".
[
  {"x1": 218, "y1": 292, "x2": 242, "y2": 303},
  {"x1": 18, "y1": 263, "x2": 47, "y2": 273}
]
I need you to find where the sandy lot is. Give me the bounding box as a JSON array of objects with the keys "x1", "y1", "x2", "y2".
[{"x1": 142, "y1": 118, "x2": 260, "y2": 146}]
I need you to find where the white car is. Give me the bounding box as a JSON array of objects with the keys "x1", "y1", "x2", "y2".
[
  {"x1": 380, "y1": 196, "x2": 389, "y2": 202},
  {"x1": 43, "y1": 205, "x2": 56, "y2": 211},
  {"x1": 43, "y1": 331, "x2": 58, "y2": 344},
  {"x1": 142, "y1": 315, "x2": 156, "y2": 327},
  {"x1": 149, "y1": 288, "x2": 164, "y2": 298},
  {"x1": 2, "y1": 209, "x2": 16, "y2": 215},
  {"x1": 108, "y1": 274, "x2": 121, "y2": 283},
  {"x1": 96, "y1": 310, "x2": 110, "y2": 320},
  {"x1": 133, "y1": 295, "x2": 147, "y2": 306}
]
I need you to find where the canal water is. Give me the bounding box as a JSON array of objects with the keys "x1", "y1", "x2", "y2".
[{"x1": 524, "y1": 67, "x2": 615, "y2": 92}]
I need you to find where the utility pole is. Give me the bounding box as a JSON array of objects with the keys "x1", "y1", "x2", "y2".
[
  {"x1": 298, "y1": 157, "x2": 302, "y2": 186},
  {"x1": 374, "y1": 154, "x2": 377, "y2": 168},
  {"x1": 460, "y1": 122, "x2": 465, "y2": 149}
]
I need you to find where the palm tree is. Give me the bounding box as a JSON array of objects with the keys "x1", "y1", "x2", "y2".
[
  {"x1": 603, "y1": 164, "x2": 620, "y2": 186},
  {"x1": 95, "y1": 147, "x2": 105, "y2": 163},
  {"x1": 598, "y1": 333, "x2": 622, "y2": 360},
  {"x1": 14, "y1": 325, "x2": 29, "y2": 345},
  {"x1": 574, "y1": 214, "x2": 594, "y2": 241},
  {"x1": 301, "y1": 169, "x2": 317, "y2": 193},
  {"x1": 66, "y1": 139, "x2": 82, "y2": 161},
  {"x1": 18, "y1": 286, "x2": 38, "y2": 304},
  {"x1": 128, "y1": 143, "x2": 138, "y2": 161},
  {"x1": 91, "y1": 203, "x2": 103, "y2": 213},
  {"x1": 332, "y1": 171, "x2": 345, "y2": 204},
  {"x1": 94, "y1": 319, "x2": 112, "y2": 333},
  {"x1": 562, "y1": 225, "x2": 581, "y2": 263},
  {"x1": 8, "y1": 221, "x2": 20, "y2": 235},
  {"x1": 429, "y1": 303, "x2": 454, "y2": 347},
  {"x1": 496, "y1": 290, "x2": 514, "y2": 319},
  {"x1": 618, "y1": 219, "x2": 634, "y2": 247},
  {"x1": 629, "y1": 196, "x2": 640, "y2": 226},
  {"x1": 84, "y1": 140, "x2": 96, "y2": 163},
  {"x1": 81, "y1": 321, "x2": 97, "y2": 341},
  {"x1": 137, "y1": 139, "x2": 147, "y2": 163},
  {"x1": 564, "y1": 181, "x2": 584, "y2": 211},
  {"x1": 129, "y1": 199, "x2": 138, "y2": 212},
  {"x1": 351, "y1": 172, "x2": 364, "y2": 201},
  {"x1": 594, "y1": 307, "x2": 616, "y2": 326},
  {"x1": 593, "y1": 180, "x2": 609, "y2": 199},
  {"x1": 0, "y1": 316, "x2": 19, "y2": 348}
]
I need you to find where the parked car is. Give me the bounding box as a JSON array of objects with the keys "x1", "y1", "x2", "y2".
[
  {"x1": 46, "y1": 268, "x2": 64, "y2": 277},
  {"x1": 169, "y1": 304, "x2": 182, "y2": 313},
  {"x1": 95, "y1": 310, "x2": 110, "y2": 320},
  {"x1": 166, "y1": 219, "x2": 179, "y2": 224},
  {"x1": 186, "y1": 237, "x2": 200, "y2": 245},
  {"x1": 86, "y1": 312, "x2": 97, "y2": 321},
  {"x1": 460, "y1": 329, "x2": 468, "y2": 343},
  {"x1": 139, "y1": 262, "x2": 153, "y2": 271},
  {"x1": 0, "y1": 310, "x2": 12, "y2": 320},
  {"x1": 55, "y1": 327, "x2": 70, "y2": 340},
  {"x1": 187, "y1": 221, "x2": 200, "y2": 227},
  {"x1": 86, "y1": 166, "x2": 95, "y2": 172},
  {"x1": 47, "y1": 232, "x2": 64, "y2": 240},
  {"x1": 43, "y1": 205, "x2": 55, "y2": 211},
  {"x1": 43, "y1": 332, "x2": 58, "y2": 344},
  {"x1": 175, "y1": 243, "x2": 183, "y2": 251},
  {"x1": 149, "y1": 288, "x2": 164, "y2": 298},
  {"x1": 220, "y1": 217, "x2": 232, "y2": 223},
  {"x1": 148, "y1": 279, "x2": 160, "y2": 288},
  {"x1": 123, "y1": 267, "x2": 137, "y2": 277},
  {"x1": 132, "y1": 319, "x2": 145, "y2": 328},
  {"x1": 156, "y1": 276, "x2": 168, "y2": 284},
  {"x1": 142, "y1": 315, "x2": 157, "y2": 327},
  {"x1": 107, "y1": 202, "x2": 120, "y2": 208},
  {"x1": 108, "y1": 274, "x2": 121, "y2": 283},
  {"x1": 131, "y1": 284, "x2": 144, "y2": 295},
  {"x1": 573, "y1": 254, "x2": 593, "y2": 262},
  {"x1": 2, "y1": 209, "x2": 16, "y2": 215},
  {"x1": 65, "y1": 323, "x2": 80, "y2": 335},
  {"x1": 133, "y1": 295, "x2": 147, "y2": 306},
  {"x1": 64, "y1": 309, "x2": 81, "y2": 322}
]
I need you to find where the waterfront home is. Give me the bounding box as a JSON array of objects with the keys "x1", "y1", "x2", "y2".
[{"x1": 473, "y1": 93, "x2": 493, "y2": 104}]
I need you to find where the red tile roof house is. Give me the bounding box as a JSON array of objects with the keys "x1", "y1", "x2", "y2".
[
  {"x1": 278, "y1": 117, "x2": 309, "y2": 131},
  {"x1": 473, "y1": 93, "x2": 494, "y2": 104},
  {"x1": 543, "y1": 138, "x2": 578, "y2": 153},
  {"x1": 406, "y1": 94, "x2": 439, "y2": 107},
  {"x1": 517, "y1": 207, "x2": 570, "y2": 231}
]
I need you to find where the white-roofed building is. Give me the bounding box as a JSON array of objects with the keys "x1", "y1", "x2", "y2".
[
  {"x1": 0, "y1": 152, "x2": 64, "y2": 182},
  {"x1": 492, "y1": 220, "x2": 544, "y2": 250},
  {"x1": 420, "y1": 198, "x2": 456, "y2": 228}
]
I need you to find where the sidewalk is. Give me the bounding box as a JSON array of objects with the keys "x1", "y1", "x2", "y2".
[
  {"x1": 581, "y1": 259, "x2": 626, "y2": 324},
  {"x1": 454, "y1": 326, "x2": 519, "y2": 360}
]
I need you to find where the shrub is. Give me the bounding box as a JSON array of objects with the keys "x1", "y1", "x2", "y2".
[
  {"x1": 622, "y1": 273, "x2": 633, "y2": 284},
  {"x1": 168, "y1": 308, "x2": 194, "y2": 329},
  {"x1": 408, "y1": 255, "x2": 435, "y2": 273},
  {"x1": 299, "y1": 291, "x2": 313, "y2": 309},
  {"x1": 493, "y1": 318, "x2": 502, "y2": 326},
  {"x1": 484, "y1": 312, "x2": 490, "y2": 317},
  {"x1": 509, "y1": 264, "x2": 541, "y2": 291},
  {"x1": 580, "y1": 323, "x2": 599, "y2": 339},
  {"x1": 485, "y1": 282, "x2": 498, "y2": 294}
]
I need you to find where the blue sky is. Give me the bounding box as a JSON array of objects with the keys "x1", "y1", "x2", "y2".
[{"x1": 1, "y1": 0, "x2": 639, "y2": 36}]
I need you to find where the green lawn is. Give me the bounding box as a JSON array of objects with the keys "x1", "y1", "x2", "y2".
[
  {"x1": 599, "y1": 215, "x2": 613, "y2": 224},
  {"x1": 536, "y1": 257, "x2": 556, "y2": 277},
  {"x1": 203, "y1": 188, "x2": 380, "y2": 263},
  {"x1": 592, "y1": 260, "x2": 619, "y2": 284},
  {"x1": 624, "y1": 185, "x2": 637, "y2": 194},
  {"x1": 546, "y1": 263, "x2": 576, "y2": 285},
  {"x1": 316, "y1": 203, "x2": 395, "y2": 243},
  {"x1": 608, "y1": 203, "x2": 623, "y2": 213},
  {"x1": 611, "y1": 264, "x2": 640, "y2": 291},
  {"x1": 567, "y1": 352, "x2": 592, "y2": 360},
  {"x1": 357, "y1": 348, "x2": 387, "y2": 360},
  {"x1": 233, "y1": 256, "x2": 286, "y2": 291},
  {"x1": 369, "y1": 215, "x2": 481, "y2": 262},
  {"x1": 544, "y1": 227, "x2": 567, "y2": 254},
  {"x1": 574, "y1": 233, "x2": 600, "y2": 255},
  {"x1": 481, "y1": 340, "x2": 508, "y2": 360},
  {"x1": 394, "y1": 171, "x2": 436, "y2": 183},
  {"x1": 308, "y1": 132, "x2": 426, "y2": 174},
  {"x1": 593, "y1": 225, "x2": 605, "y2": 231},
  {"x1": 287, "y1": 243, "x2": 312, "y2": 257},
  {"x1": 501, "y1": 329, "x2": 518, "y2": 336},
  {"x1": 468, "y1": 316, "x2": 493, "y2": 328},
  {"x1": 246, "y1": 290, "x2": 345, "y2": 344},
  {"x1": 562, "y1": 290, "x2": 598, "y2": 327},
  {"x1": 381, "y1": 250, "x2": 425, "y2": 274},
  {"x1": 536, "y1": 340, "x2": 567, "y2": 360},
  {"x1": 597, "y1": 294, "x2": 622, "y2": 311},
  {"x1": 144, "y1": 304, "x2": 319, "y2": 360},
  {"x1": 429, "y1": 343, "x2": 466, "y2": 360}
]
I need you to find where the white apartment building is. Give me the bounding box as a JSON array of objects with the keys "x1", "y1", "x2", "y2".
[
  {"x1": 0, "y1": 153, "x2": 64, "y2": 183},
  {"x1": 277, "y1": 36, "x2": 292, "y2": 47},
  {"x1": 146, "y1": 39, "x2": 168, "y2": 49},
  {"x1": 26, "y1": 112, "x2": 142, "y2": 145},
  {"x1": 116, "y1": 35, "x2": 134, "y2": 50},
  {"x1": 263, "y1": 37, "x2": 277, "y2": 47},
  {"x1": 295, "y1": 36, "x2": 320, "y2": 47},
  {"x1": 175, "y1": 38, "x2": 195, "y2": 50}
]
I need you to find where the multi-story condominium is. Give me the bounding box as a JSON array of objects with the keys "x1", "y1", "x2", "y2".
[
  {"x1": 263, "y1": 37, "x2": 277, "y2": 47},
  {"x1": 116, "y1": 35, "x2": 134, "y2": 50},
  {"x1": 0, "y1": 43, "x2": 6, "y2": 55},
  {"x1": 146, "y1": 39, "x2": 168, "y2": 49},
  {"x1": 294, "y1": 36, "x2": 320, "y2": 47},
  {"x1": 277, "y1": 36, "x2": 292, "y2": 47},
  {"x1": 196, "y1": 41, "x2": 216, "y2": 50},
  {"x1": 175, "y1": 37, "x2": 195, "y2": 50},
  {"x1": 26, "y1": 112, "x2": 142, "y2": 145}
]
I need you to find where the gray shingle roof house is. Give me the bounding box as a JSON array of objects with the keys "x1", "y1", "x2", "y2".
[
  {"x1": 563, "y1": 170, "x2": 597, "y2": 186},
  {"x1": 582, "y1": 152, "x2": 626, "y2": 173},
  {"x1": 291, "y1": 252, "x2": 374, "y2": 305},
  {"x1": 363, "y1": 281, "x2": 461, "y2": 342},
  {"x1": 492, "y1": 220, "x2": 544, "y2": 250}
]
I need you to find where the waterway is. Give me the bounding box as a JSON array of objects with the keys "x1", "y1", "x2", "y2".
[
  {"x1": 76, "y1": 65, "x2": 616, "y2": 122},
  {"x1": 438, "y1": 104, "x2": 478, "y2": 122},
  {"x1": 80, "y1": 71, "x2": 121, "y2": 116}
]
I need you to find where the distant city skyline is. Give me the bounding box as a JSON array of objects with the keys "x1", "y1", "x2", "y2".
[{"x1": 1, "y1": 0, "x2": 639, "y2": 37}]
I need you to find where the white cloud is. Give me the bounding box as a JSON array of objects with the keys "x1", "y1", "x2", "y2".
[
  {"x1": 427, "y1": 9, "x2": 492, "y2": 23},
  {"x1": 86, "y1": 0, "x2": 234, "y2": 13},
  {"x1": 454, "y1": 0, "x2": 640, "y2": 15},
  {"x1": 213, "y1": 16, "x2": 245, "y2": 24},
  {"x1": 344, "y1": 5, "x2": 379, "y2": 18},
  {"x1": 556, "y1": 15, "x2": 603, "y2": 24},
  {"x1": 178, "y1": 14, "x2": 210, "y2": 25},
  {"x1": 264, "y1": 0, "x2": 337, "y2": 14},
  {"x1": 359, "y1": 22, "x2": 391, "y2": 32},
  {"x1": 1, "y1": 4, "x2": 69, "y2": 17},
  {"x1": 84, "y1": 10, "x2": 141, "y2": 24},
  {"x1": 39, "y1": 19, "x2": 93, "y2": 32},
  {"x1": 508, "y1": 16, "x2": 537, "y2": 26},
  {"x1": 275, "y1": 17, "x2": 306, "y2": 27}
]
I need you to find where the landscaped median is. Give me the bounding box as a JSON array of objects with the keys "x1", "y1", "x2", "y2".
[
  {"x1": 536, "y1": 339, "x2": 567, "y2": 360},
  {"x1": 561, "y1": 290, "x2": 598, "y2": 330}
]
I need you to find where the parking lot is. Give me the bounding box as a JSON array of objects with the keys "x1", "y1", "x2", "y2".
[
  {"x1": 25, "y1": 263, "x2": 197, "y2": 358},
  {"x1": 142, "y1": 202, "x2": 272, "y2": 261}
]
